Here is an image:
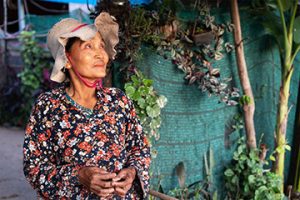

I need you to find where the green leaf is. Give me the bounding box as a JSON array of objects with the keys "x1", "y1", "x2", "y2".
[
  {"x1": 237, "y1": 145, "x2": 244, "y2": 155},
  {"x1": 293, "y1": 16, "x2": 300, "y2": 44},
  {"x1": 150, "y1": 118, "x2": 161, "y2": 129},
  {"x1": 278, "y1": 0, "x2": 292, "y2": 12},
  {"x1": 285, "y1": 144, "x2": 291, "y2": 151},
  {"x1": 212, "y1": 191, "x2": 218, "y2": 200},
  {"x1": 132, "y1": 91, "x2": 141, "y2": 100},
  {"x1": 249, "y1": 150, "x2": 258, "y2": 160},
  {"x1": 146, "y1": 105, "x2": 161, "y2": 118},
  {"x1": 224, "y1": 169, "x2": 234, "y2": 177},
  {"x1": 138, "y1": 86, "x2": 148, "y2": 96},
  {"x1": 248, "y1": 175, "x2": 255, "y2": 184},
  {"x1": 142, "y1": 79, "x2": 153, "y2": 87},
  {"x1": 156, "y1": 95, "x2": 167, "y2": 108},
  {"x1": 239, "y1": 95, "x2": 252, "y2": 105},
  {"x1": 261, "y1": 11, "x2": 284, "y2": 50},
  {"x1": 231, "y1": 175, "x2": 238, "y2": 184},
  {"x1": 125, "y1": 85, "x2": 135, "y2": 97},
  {"x1": 276, "y1": 145, "x2": 285, "y2": 154},
  {"x1": 244, "y1": 183, "x2": 250, "y2": 194},
  {"x1": 131, "y1": 75, "x2": 139, "y2": 86},
  {"x1": 270, "y1": 155, "x2": 276, "y2": 161},
  {"x1": 137, "y1": 98, "x2": 146, "y2": 109}
]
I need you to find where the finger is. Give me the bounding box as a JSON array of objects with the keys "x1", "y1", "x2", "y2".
[
  {"x1": 91, "y1": 185, "x2": 115, "y2": 196},
  {"x1": 90, "y1": 175, "x2": 114, "y2": 189},
  {"x1": 91, "y1": 173, "x2": 117, "y2": 183},
  {"x1": 112, "y1": 179, "x2": 130, "y2": 188},
  {"x1": 112, "y1": 171, "x2": 127, "y2": 182},
  {"x1": 100, "y1": 173, "x2": 117, "y2": 181},
  {"x1": 87, "y1": 167, "x2": 107, "y2": 174},
  {"x1": 115, "y1": 186, "x2": 127, "y2": 197},
  {"x1": 98, "y1": 180, "x2": 114, "y2": 188}
]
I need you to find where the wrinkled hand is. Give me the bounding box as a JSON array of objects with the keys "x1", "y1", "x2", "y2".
[
  {"x1": 78, "y1": 167, "x2": 116, "y2": 198},
  {"x1": 112, "y1": 167, "x2": 136, "y2": 198}
]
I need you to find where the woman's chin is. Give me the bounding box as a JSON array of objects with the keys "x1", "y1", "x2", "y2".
[{"x1": 91, "y1": 72, "x2": 106, "y2": 79}]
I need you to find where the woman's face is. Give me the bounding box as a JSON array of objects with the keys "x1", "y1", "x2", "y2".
[{"x1": 67, "y1": 32, "x2": 109, "y2": 81}]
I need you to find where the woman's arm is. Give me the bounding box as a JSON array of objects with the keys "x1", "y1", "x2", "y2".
[
  {"x1": 23, "y1": 94, "x2": 81, "y2": 199},
  {"x1": 123, "y1": 96, "x2": 151, "y2": 199}
]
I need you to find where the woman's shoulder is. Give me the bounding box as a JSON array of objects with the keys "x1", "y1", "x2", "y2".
[
  {"x1": 102, "y1": 87, "x2": 127, "y2": 99},
  {"x1": 35, "y1": 84, "x2": 65, "y2": 104},
  {"x1": 101, "y1": 87, "x2": 133, "y2": 106}
]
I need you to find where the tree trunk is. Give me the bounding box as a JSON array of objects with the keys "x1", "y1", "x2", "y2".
[
  {"x1": 230, "y1": 0, "x2": 257, "y2": 149},
  {"x1": 275, "y1": 64, "x2": 293, "y2": 192},
  {"x1": 291, "y1": 82, "x2": 300, "y2": 192}
]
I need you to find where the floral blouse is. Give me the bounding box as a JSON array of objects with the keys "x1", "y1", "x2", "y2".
[{"x1": 23, "y1": 84, "x2": 151, "y2": 200}]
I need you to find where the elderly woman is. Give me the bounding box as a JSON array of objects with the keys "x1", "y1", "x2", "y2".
[{"x1": 23, "y1": 12, "x2": 151, "y2": 199}]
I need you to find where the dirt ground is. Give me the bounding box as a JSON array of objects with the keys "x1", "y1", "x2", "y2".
[{"x1": 0, "y1": 127, "x2": 36, "y2": 200}]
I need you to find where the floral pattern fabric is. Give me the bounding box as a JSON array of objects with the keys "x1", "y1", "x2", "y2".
[{"x1": 23, "y1": 84, "x2": 151, "y2": 200}]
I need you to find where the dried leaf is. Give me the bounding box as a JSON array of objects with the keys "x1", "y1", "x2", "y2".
[
  {"x1": 210, "y1": 77, "x2": 219, "y2": 85},
  {"x1": 217, "y1": 26, "x2": 225, "y2": 36},
  {"x1": 227, "y1": 100, "x2": 238, "y2": 106},
  {"x1": 225, "y1": 42, "x2": 234, "y2": 53},
  {"x1": 211, "y1": 68, "x2": 220, "y2": 76},
  {"x1": 231, "y1": 91, "x2": 240, "y2": 97},
  {"x1": 184, "y1": 35, "x2": 194, "y2": 43},
  {"x1": 171, "y1": 49, "x2": 176, "y2": 58},
  {"x1": 176, "y1": 162, "x2": 186, "y2": 189},
  {"x1": 214, "y1": 51, "x2": 224, "y2": 60},
  {"x1": 219, "y1": 83, "x2": 228, "y2": 91},
  {"x1": 189, "y1": 76, "x2": 197, "y2": 84},
  {"x1": 172, "y1": 39, "x2": 180, "y2": 46}
]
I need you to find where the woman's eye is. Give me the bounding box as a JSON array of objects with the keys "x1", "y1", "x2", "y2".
[
  {"x1": 84, "y1": 44, "x2": 92, "y2": 49},
  {"x1": 100, "y1": 43, "x2": 105, "y2": 48}
]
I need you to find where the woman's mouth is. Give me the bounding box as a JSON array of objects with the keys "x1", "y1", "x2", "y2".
[{"x1": 94, "y1": 63, "x2": 105, "y2": 68}]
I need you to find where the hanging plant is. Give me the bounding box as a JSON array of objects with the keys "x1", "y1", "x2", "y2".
[
  {"x1": 124, "y1": 67, "x2": 167, "y2": 157},
  {"x1": 152, "y1": 1, "x2": 239, "y2": 105},
  {"x1": 124, "y1": 67, "x2": 167, "y2": 141}
]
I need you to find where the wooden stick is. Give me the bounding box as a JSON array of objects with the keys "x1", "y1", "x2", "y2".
[
  {"x1": 230, "y1": 0, "x2": 257, "y2": 149},
  {"x1": 149, "y1": 189, "x2": 179, "y2": 200}
]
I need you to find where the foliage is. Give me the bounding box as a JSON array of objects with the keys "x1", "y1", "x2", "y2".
[
  {"x1": 250, "y1": 0, "x2": 300, "y2": 190},
  {"x1": 224, "y1": 137, "x2": 284, "y2": 200},
  {"x1": 124, "y1": 68, "x2": 167, "y2": 156},
  {"x1": 17, "y1": 31, "x2": 52, "y2": 126},
  {"x1": 168, "y1": 149, "x2": 217, "y2": 200},
  {"x1": 155, "y1": 2, "x2": 239, "y2": 105},
  {"x1": 115, "y1": 0, "x2": 239, "y2": 106},
  {"x1": 231, "y1": 113, "x2": 244, "y2": 132},
  {"x1": 239, "y1": 95, "x2": 251, "y2": 106},
  {"x1": 269, "y1": 143, "x2": 291, "y2": 162},
  {"x1": 0, "y1": 31, "x2": 52, "y2": 126}
]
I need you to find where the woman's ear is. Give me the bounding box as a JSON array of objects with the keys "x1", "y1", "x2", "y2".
[
  {"x1": 65, "y1": 62, "x2": 72, "y2": 69},
  {"x1": 65, "y1": 52, "x2": 72, "y2": 69}
]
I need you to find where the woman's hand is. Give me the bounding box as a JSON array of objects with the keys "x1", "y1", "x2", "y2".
[
  {"x1": 78, "y1": 167, "x2": 116, "y2": 198},
  {"x1": 112, "y1": 167, "x2": 136, "y2": 198}
]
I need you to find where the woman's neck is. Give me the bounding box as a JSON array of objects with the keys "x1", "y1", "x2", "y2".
[{"x1": 66, "y1": 80, "x2": 97, "y2": 109}]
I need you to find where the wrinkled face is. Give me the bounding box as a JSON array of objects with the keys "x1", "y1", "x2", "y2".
[{"x1": 66, "y1": 32, "x2": 109, "y2": 81}]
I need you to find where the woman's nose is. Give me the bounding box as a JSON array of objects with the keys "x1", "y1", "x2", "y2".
[
  {"x1": 95, "y1": 50, "x2": 104, "y2": 59},
  {"x1": 95, "y1": 53, "x2": 102, "y2": 59}
]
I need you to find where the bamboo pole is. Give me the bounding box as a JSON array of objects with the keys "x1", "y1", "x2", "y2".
[{"x1": 230, "y1": 0, "x2": 257, "y2": 149}]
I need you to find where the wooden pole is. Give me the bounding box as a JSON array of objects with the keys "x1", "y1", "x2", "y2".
[
  {"x1": 149, "y1": 189, "x2": 179, "y2": 200},
  {"x1": 230, "y1": 0, "x2": 257, "y2": 149},
  {"x1": 3, "y1": 0, "x2": 8, "y2": 78}
]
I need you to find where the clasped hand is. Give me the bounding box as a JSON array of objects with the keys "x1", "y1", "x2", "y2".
[{"x1": 79, "y1": 166, "x2": 136, "y2": 198}]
